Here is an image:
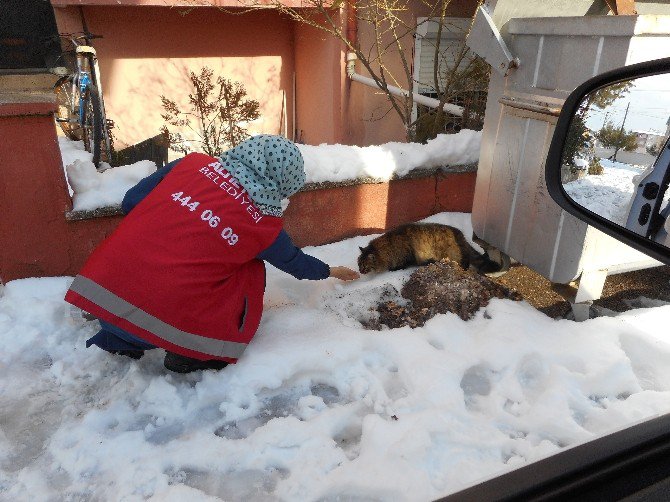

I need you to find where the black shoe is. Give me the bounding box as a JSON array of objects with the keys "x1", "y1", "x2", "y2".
[
  {"x1": 163, "y1": 352, "x2": 228, "y2": 373},
  {"x1": 109, "y1": 349, "x2": 144, "y2": 360}
]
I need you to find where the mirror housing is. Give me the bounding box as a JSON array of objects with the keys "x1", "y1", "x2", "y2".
[{"x1": 546, "y1": 57, "x2": 670, "y2": 265}]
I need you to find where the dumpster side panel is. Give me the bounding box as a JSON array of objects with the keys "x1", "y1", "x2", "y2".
[{"x1": 472, "y1": 16, "x2": 670, "y2": 285}]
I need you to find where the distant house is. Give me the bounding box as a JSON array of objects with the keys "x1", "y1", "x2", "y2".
[
  {"x1": 634, "y1": 130, "x2": 665, "y2": 153},
  {"x1": 50, "y1": 0, "x2": 481, "y2": 156}
]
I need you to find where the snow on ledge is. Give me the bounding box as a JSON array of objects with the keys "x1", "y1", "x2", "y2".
[
  {"x1": 59, "y1": 137, "x2": 157, "y2": 212},
  {"x1": 60, "y1": 131, "x2": 481, "y2": 214},
  {"x1": 66, "y1": 159, "x2": 157, "y2": 212},
  {"x1": 297, "y1": 130, "x2": 482, "y2": 184}
]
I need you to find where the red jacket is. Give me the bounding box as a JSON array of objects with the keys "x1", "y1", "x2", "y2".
[{"x1": 65, "y1": 153, "x2": 283, "y2": 362}]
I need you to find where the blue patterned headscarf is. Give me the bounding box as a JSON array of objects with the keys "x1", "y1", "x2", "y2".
[{"x1": 217, "y1": 135, "x2": 305, "y2": 217}]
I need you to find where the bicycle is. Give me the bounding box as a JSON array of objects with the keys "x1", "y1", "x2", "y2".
[{"x1": 52, "y1": 32, "x2": 112, "y2": 168}]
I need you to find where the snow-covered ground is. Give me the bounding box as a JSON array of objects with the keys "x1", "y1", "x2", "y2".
[
  {"x1": 563, "y1": 159, "x2": 645, "y2": 226},
  {"x1": 60, "y1": 132, "x2": 481, "y2": 212},
  {"x1": 2, "y1": 212, "x2": 670, "y2": 501}
]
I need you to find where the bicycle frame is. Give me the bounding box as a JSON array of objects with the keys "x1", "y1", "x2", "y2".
[
  {"x1": 75, "y1": 44, "x2": 112, "y2": 158},
  {"x1": 76, "y1": 64, "x2": 91, "y2": 126},
  {"x1": 53, "y1": 32, "x2": 112, "y2": 166}
]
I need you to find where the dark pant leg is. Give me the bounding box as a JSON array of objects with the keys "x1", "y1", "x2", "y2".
[{"x1": 87, "y1": 320, "x2": 158, "y2": 352}]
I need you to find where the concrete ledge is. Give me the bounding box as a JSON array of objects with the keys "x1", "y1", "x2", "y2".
[
  {"x1": 0, "y1": 93, "x2": 57, "y2": 117},
  {"x1": 66, "y1": 204, "x2": 124, "y2": 221},
  {"x1": 508, "y1": 15, "x2": 670, "y2": 37},
  {"x1": 300, "y1": 163, "x2": 477, "y2": 192},
  {"x1": 65, "y1": 163, "x2": 477, "y2": 221},
  {"x1": 64, "y1": 166, "x2": 478, "y2": 248},
  {"x1": 0, "y1": 72, "x2": 59, "y2": 117},
  {"x1": 0, "y1": 73, "x2": 60, "y2": 92}
]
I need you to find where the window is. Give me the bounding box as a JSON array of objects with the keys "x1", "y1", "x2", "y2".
[
  {"x1": 0, "y1": 0, "x2": 61, "y2": 71},
  {"x1": 412, "y1": 17, "x2": 489, "y2": 141}
]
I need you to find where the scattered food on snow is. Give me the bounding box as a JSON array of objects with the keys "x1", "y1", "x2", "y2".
[{"x1": 364, "y1": 259, "x2": 522, "y2": 329}]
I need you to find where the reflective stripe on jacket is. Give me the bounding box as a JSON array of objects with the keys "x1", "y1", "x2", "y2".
[{"x1": 65, "y1": 152, "x2": 284, "y2": 362}]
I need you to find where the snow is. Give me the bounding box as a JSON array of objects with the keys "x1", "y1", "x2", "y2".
[
  {"x1": 59, "y1": 137, "x2": 157, "y2": 211},
  {"x1": 66, "y1": 158, "x2": 157, "y2": 211},
  {"x1": 59, "y1": 131, "x2": 481, "y2": 212},
  {"x1": 58, "y1": 136, "x2": 92, "y2": 196},
  {"x1": 58, "y1": 136, "x2": 94, "y2": 173},
  {"x1": 563, "y1": 160, "x2": 645, "y2": 226},
  {"x1": 2, "y1": 212, "x2": 670, "y2": 501},
  {"x1": 573, "y1": 158, "x2": 588, "y2": 169},
  {"x1": 297, "y1": 130, "x2": 482, "y2": 184}
]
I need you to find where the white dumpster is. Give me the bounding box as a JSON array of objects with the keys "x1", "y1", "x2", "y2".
[{"x1": 470, "y1": 15, "x2": 670, "y2": 317}]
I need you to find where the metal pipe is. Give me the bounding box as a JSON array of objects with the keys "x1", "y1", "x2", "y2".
[
  {"x1": 343, "y1": 0, "x2": 464, "y2": 119},
  {"x1": 346, "y1": 54, "x2": 464, "y2": 117}
]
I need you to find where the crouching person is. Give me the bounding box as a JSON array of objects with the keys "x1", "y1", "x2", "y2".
[{"x1": 65, "y1": 135, "x2": 359, "y2": 373}]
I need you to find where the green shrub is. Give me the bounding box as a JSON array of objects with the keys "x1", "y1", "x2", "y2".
[{"x1": 588, "y1": 158, "x2": 604, "y2": 176}]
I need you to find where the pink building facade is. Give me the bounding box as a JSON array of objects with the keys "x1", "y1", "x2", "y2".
[
  {"x1": 51, "y1": 0, "x2": 477, "y2": 152},
  {"x1": 0, "y1": 1, "x2": 480, "y2": 284}
]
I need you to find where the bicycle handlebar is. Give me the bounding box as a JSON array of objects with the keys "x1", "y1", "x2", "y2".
[
  {"x1": 48, "y1": 32, "x2": 104, "y2": 43},
  {"x1": 74, "y1": 33, "x2": 104, "y2": 41}
]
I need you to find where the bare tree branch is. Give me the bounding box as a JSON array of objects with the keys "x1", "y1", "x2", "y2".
[{"x1": 199, "y1": 0, "x2": 487, "y2": 141}]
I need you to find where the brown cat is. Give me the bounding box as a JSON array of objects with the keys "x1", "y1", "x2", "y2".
[{"x1": 357, "y1": 223, "x2": 497, "y2": 274}]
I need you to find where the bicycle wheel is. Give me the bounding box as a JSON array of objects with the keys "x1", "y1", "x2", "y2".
[
  {"x1": 81, "y1": 85, "x2": 104, "y2": 167},
  {"x1": 54, "y1": 75, "x2": 84, "y2": 141}
]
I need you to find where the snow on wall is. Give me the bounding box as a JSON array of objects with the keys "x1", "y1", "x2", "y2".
[
  {"x1": 60, "y1": 131, "x2": 482, "y2": 212},
  {"x1": 58, "y1": 138, "x2": 157, "y2": 212},
  {"x1": 298, "y1": 130, "x2": 482, "y2": 183}
]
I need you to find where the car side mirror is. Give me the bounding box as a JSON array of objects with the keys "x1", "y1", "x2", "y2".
[{"x1": 546, "y1": 57, "x2": 670, "y2": 265}]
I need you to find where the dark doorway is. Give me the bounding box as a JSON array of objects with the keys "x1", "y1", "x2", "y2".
[{"x1": 0, "y1": 0, "x2": 61, "y2": 71}]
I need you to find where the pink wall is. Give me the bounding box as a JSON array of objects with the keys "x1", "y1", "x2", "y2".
[
  {"x1": 294, "y1": 19, "x2": 345, "y2": 145},
  {"x1": 52, "y1": 2, "x2": 479, "y2": 149},
  {"x1": 53, "y1": 6, "x2": 298, "y2": 154},
  {"x1": 285, "y1": 172, "x2": 477, "y2": 247},
  {"x1": 0, "y1": 96, "x2": 122, "y2": 283},
  {"x1": 345, "y1": 0, "x2": 479, "y2": 145},
  {"x1": 0, "y1": 87, "x2": 476, "y2": 283}
]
